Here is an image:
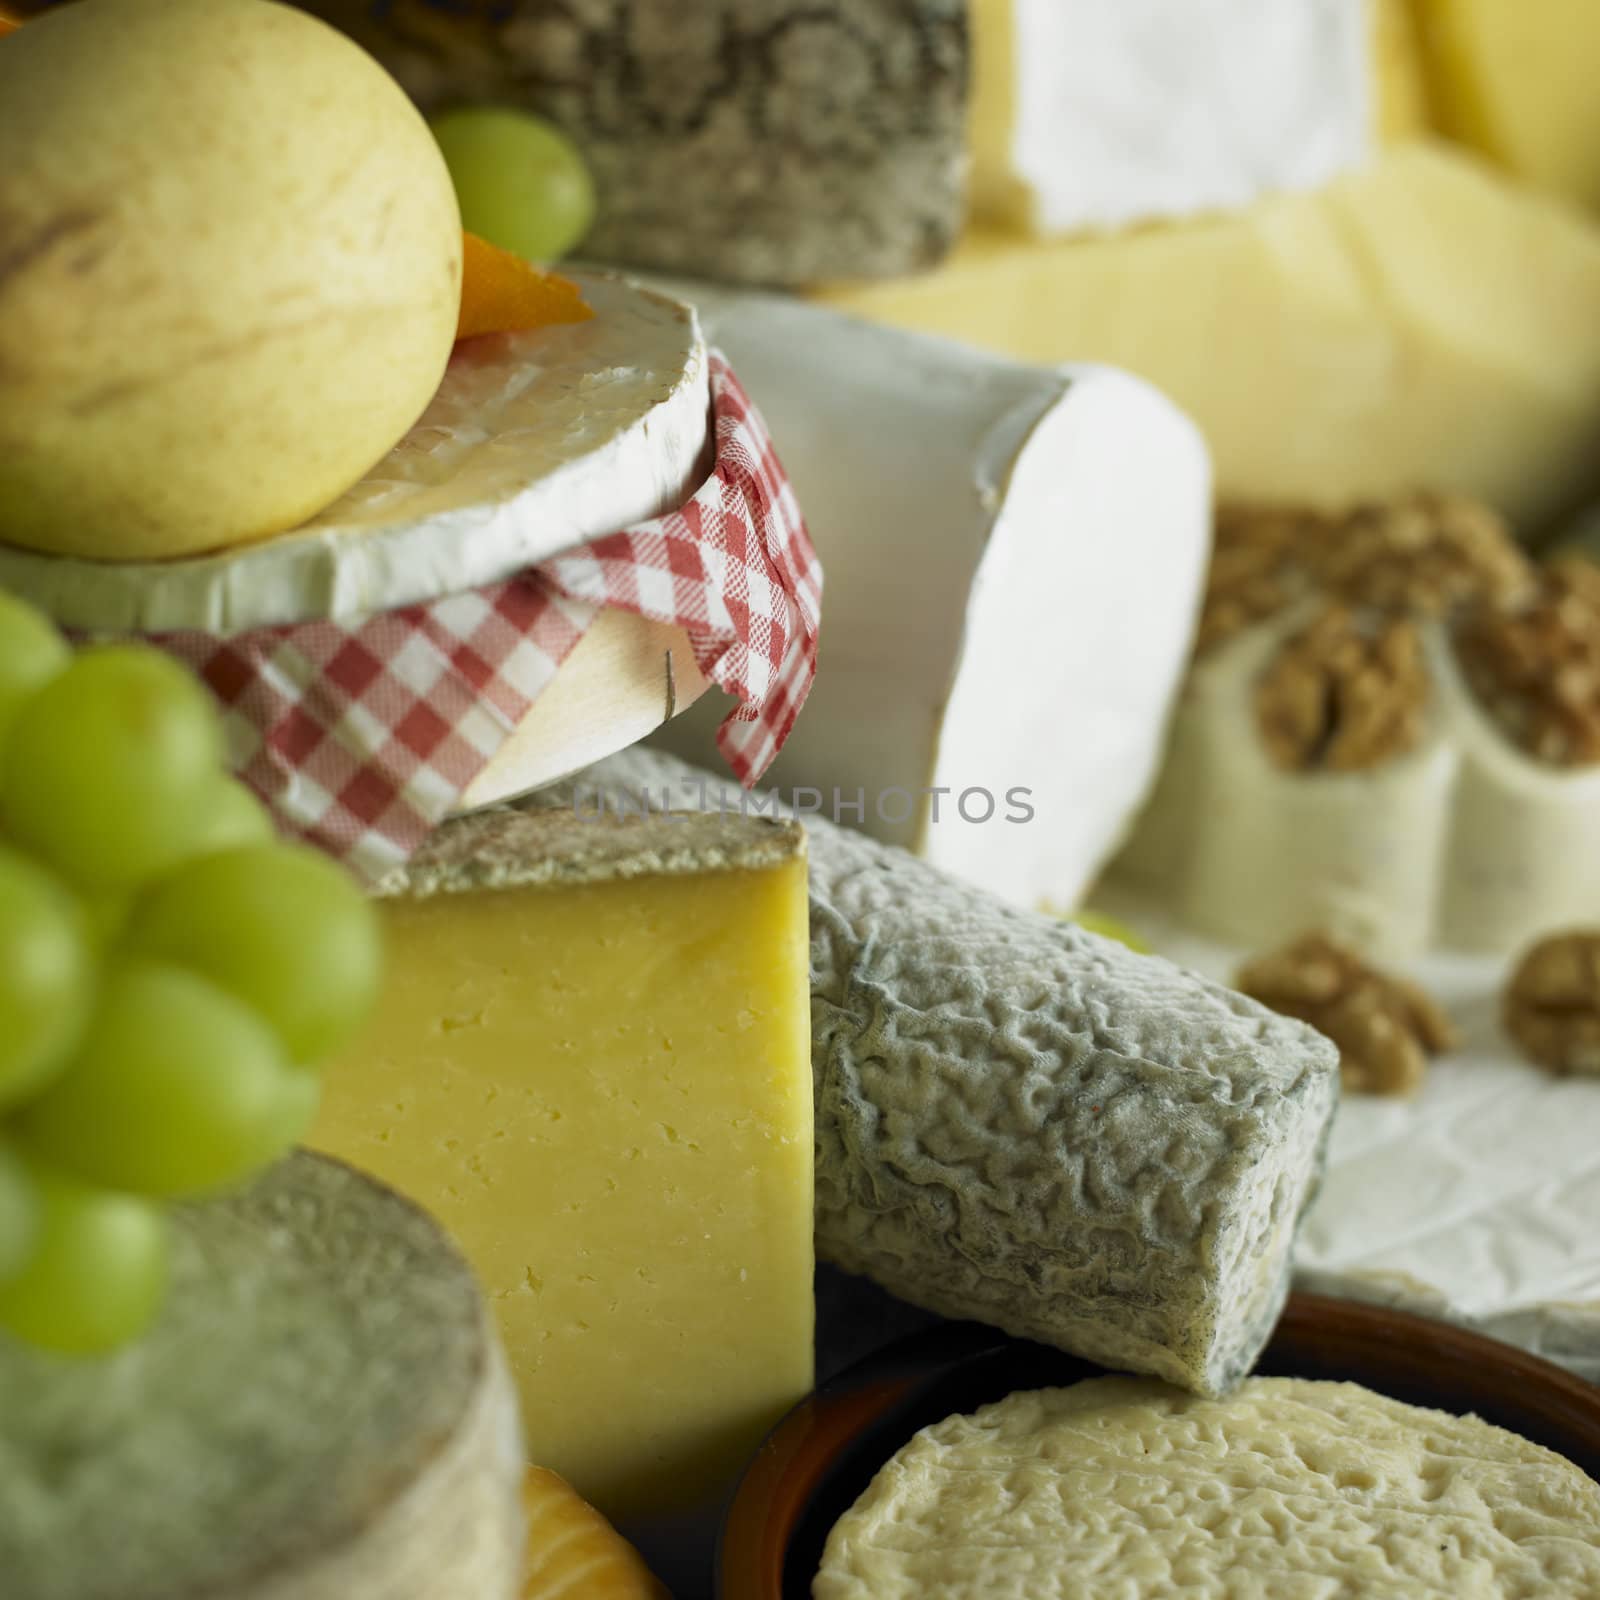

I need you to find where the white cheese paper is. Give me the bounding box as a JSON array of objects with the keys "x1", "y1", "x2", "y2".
[{"x1": 1100, "y1": 885, "x2": 1600, "y2": 1383}]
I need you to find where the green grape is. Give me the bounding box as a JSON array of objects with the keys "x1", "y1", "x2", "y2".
[
  {"x1": 0, "y1": 645, "x2": 225, "y2": 891},
  {"x1": 190, "y1": 775, "x2": 275, "y2": 857},
  {"x1": 19, "y1": 963, "x2": 297, "y2": 1197},
  {"x1": 1072, "y1": 908, "x2": 1152, "y2": 955},
  {"x1": 270, "y1": 1066, "x2": 322, "y2": 1151},
  {"x1": 123, "y1": 844, "x2": 380, "y2": 1066},
  {"x1": 0, "y1": 1136, "x2": 40, "y2": 1285},
  {"x1": 0, "y1": 590, "x2": 69, "y2": 753},
  {"x1": 0, "y1": 1156, "x2": 168, "y2": 1355},
  {"x1": 430, "y1": 106, "x2": 595, "y2": 262},
  {"x1": 0, "y1": 845, "x2": 93, "y2": 1110}
]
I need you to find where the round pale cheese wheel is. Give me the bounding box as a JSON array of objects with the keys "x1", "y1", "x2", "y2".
[
  {"x1": 0, "y1": 277, "x2": 709, "y2": 634},
  {"x1": 816, "y1": 1376, "x2": 1600, "y2": 1599},
  {"x1": 0, "y1": 1151, "x2": 526, "y2": 1600},
  {"x1": 0, "y1": 0, "x2": 463, "y2": 562}
]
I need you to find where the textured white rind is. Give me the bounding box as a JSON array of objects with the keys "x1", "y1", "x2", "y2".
[
  {"x1": 815, "y1": 1378, "x2": 1600, "y2": 1599},
  {"x1": 972, "y1": 0, "x2": 1370, "y2": 236},
  {"x1": 1095, "y1": 885, "x2": 1600, "y2": 1386},
  {"x1": 561, "y1": 749, "x2": 1340, "y2": 1396},
  {"x1": 0, "y1": 1152, "x2": 526, "y2": 1600},
  {"x1": 651, "y1": 284, "x2": 1209, "y2": 913},
  {"x1": 0, "y1": 275, "x2": 709, "y2": 634},
  {"x1": 1121, "y1": 608, "x2": 1600, "y2": 958}
]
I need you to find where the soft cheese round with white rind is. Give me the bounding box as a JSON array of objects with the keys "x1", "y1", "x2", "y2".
[
  {"x1": 0, "y1": 1151, "x2": 525, "y2": 1600},
  {"x1": 558, "y1": 748, "x2": 1341, "y2": 1395},
  {"x1": 0, "y1": 276, "x2": 709, "y2": 634},
  {"x1": 1122, "y1": 605, "x2": 1600, "y2": 958},
  {"x1": 815, "y1": 1376, "x2": 1600, "y2": 1599},
  {"x1": 651, "y1": 283, "x2": 1210, "y2": 915}
]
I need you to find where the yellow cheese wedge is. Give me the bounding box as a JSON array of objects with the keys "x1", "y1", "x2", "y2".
[
  {"x1": 815, "y1": 144, "x2": 1600, "y2": 533},
  {"x1": 521, "y1": 1467, "x2": 668, "y2": 1600},
  {"x1": 313, "y1": 804, "x2": 813, "y2": 1529},
  {"x1": 1373, "y1": 0, "x2": 1430, "y2": 140},
  {"x1": 1411, "y1": 0, "x2": 1600, "y2": 213}
]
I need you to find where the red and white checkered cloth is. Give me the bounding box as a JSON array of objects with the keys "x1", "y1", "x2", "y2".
[{"x1": 149, "y1": 355, "x2": 821, "y2": 884}]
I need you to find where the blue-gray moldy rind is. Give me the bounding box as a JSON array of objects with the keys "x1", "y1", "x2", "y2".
[
  {"x1": 0, "y1": 1151, "x2": 517, "y2": 1600},
  {"x1": 542, "y1": 747, "x2": 1341, "y2": 1395}
]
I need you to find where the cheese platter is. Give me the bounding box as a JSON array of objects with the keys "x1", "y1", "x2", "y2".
[{"x1": 5, "y1": 0, "x2": 1600, "y2": 1596}]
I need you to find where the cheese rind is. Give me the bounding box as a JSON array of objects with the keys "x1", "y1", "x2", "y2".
[
  {"x1": 315, "y1": 805, "x2": 815, "y2": 1550},
  {"x1": 816, "y1": 146, "x2": 1600, "y2": 532},
  {"x1": 969, "y1": 0, "x2": 1370, "y2": 236},
  {"x1": 294, "y1": 0, "x2": 967, "y2": 287},
  {"x1": 0, "y1": 1152, "x2": 526, "y2": 1600},
  {"x1": 569, "y1": 750, "x2": 1341, "y2": 1395},
  {"x1": 0, "y1": 276, "x2": 708, "y2": 634},
  {"x1": 652, "y1": 285, "x2": 1210, "y2": 913},
  {"x1": 815, "y1": 1376, "x2": 1600, "y2": 1599}
]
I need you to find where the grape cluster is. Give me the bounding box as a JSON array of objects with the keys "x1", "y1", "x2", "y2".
[{"x1": 0, "y1": 594, "x2": 380, "y2": 1355}]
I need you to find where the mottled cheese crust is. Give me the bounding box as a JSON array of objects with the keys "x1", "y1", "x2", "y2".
[
  {"x1": 554, "y1": 750, "x2": 1341, "y2": 1394},
  {"x1": 816, "y1": 1377, "x2": 1600, "y2": 1599}
]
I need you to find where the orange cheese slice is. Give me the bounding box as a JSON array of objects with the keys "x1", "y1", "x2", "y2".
[
  {"x1": 521, "y1": 1466, "x2": 668, "y2": 1599},
  {"x1": 458, "y1": 231, "x2": 593, "y2": 342}
]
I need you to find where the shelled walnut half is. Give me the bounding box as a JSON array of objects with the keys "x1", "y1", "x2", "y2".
[
  {"x1": 1314, "y1": 491, "x2": 1534, "y2": 617},
  {"x1": 1255, "y1": 605, "x2": 1430, "y2": 773},
  {"x1": 1455, "y1": 555, "x2": 1600, "y2": 768},
  {"x1": 1504, "y1": 931, "x2": 1600, "y2": 1076},
  {"x1": 1236, "y1": 933, "x2": 1457, "y2": 1096}
]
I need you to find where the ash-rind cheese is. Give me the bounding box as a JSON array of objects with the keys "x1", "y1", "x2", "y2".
[
  {"x1": 815, "y1": 1377, "x2": 1600, "y2": 1599},
  {"x1": 0, "y1": 1152, "x2": 526, "y2": 1600},
  {"x1": 294, "y1": 0, "x2": 967, "y2": 288},
  {"x1": 560, "y1": 749, "x2": 1341, "y2": 1395}
]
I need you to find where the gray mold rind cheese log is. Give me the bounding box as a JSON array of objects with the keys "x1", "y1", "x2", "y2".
[
  {"x1": 0, "y1": 1152, "x2": 525, "y2": 1600},
  {"x1": 538, "y1": 749, "x2": 1342, "y2": 1394},
  {"x1": 293, "y1": 0, "x2": 968, "y2": 287}
]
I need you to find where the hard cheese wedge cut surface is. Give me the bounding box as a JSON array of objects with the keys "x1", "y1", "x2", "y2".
[
  {"x1": 652, "y1": 284, "x2": 1209, "y2": 915},
  {"x1": 815, "y1": 1377, "x2": 1600, "y2": 1599},
  {"x1": 0, "y1": 1151, "x2": 526, "y2": 1600},
  {"x1": 1413, "y1": 0, "x2": 1600, "y2": 214},
  {"x1": 967, "y1": 0, "x2": 1370, "y2": 235},
  {"x1": 815, "y1": 144, "x2": 1600, "y2": 533},
  {"x1": 569, "y1": 750, "x2": 1341, "y2": 1396},
  {"x1": 313, "y1": 807, "x2": 814, "y2": 1527}
]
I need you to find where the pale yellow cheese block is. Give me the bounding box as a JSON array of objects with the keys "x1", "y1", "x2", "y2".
[
  {"x1": 816, "y1": 144, "x2": 1600, "y2": 533},
  {"x1": 1373, "y1": 0, "x2": 1431, "y2": 140},
  {"x1": 1411, "y1": 0, "x2": 1600, "y2": 213},
  {"x1": 313, "y1": 806, "x2": 813, "y2": 1532}
]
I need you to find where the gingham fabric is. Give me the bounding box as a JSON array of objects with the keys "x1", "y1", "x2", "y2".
[{"x1": 150, "y1": 355, "x2": 821, "y2": 884}]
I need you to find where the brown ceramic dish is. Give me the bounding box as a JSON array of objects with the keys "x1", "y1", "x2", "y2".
[{"x1": 717, "y1": 1293, "x2": 1600, "y2": 1599}]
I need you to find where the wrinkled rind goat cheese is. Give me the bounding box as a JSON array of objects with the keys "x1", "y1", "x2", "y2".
[{"x1": 815, "y1": 1377, "x2": 1600, "y2": 1600}]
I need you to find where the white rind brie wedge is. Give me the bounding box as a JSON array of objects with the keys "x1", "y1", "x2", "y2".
[
  {"x1": 0, "y1": 1152, "x2": 526, "y2": 1600},
  {"x1": 1122, "y1": 606, "x2": 1600, "y2": 959},
  {"x1": 0, "y1": 274, "x2": 713, "y2": 807},
  {"x1": 651, "y1": 286, "x2": 1211, "y2": 913}
]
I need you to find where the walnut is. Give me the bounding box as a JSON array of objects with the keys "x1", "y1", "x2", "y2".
[
  {"x1": 1255, "y1": 605, "x2": 1430, "y2": 772},
  {"x1": 1504, "y1": 931, "x2": 1600, "y2": 1076},
  {"x1": 1454, "y1": 555, "x2": 1600, "y2": 767},
  {"x1": 1236, "y1": 933, "x2": 1457, "y2": 1096},
  {"x1": 1197, "y1": 503, "x2": 1326, "y2": 655},
  {"x1": 1313, "y1": 491, "x2": 1535, "y2": 617}
]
